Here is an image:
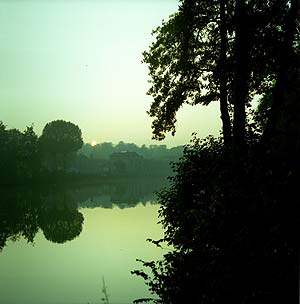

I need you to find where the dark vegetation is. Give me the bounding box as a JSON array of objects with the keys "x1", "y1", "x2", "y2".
[
  {"x1": 0, "y1": 178, "x2": 163, "y2": 251},
  {"x1": 0, "y1": 185, "x2": 84, "y2": 249},
  {"x1": 132, "y1": 1, "x2": 300, "y2": 303},
  {"x1": 0, "y1": 119, "x2": 181, "y2": 186},
  {"x1": 0, "y1": 119, "x2": 83, "y2": 185}
]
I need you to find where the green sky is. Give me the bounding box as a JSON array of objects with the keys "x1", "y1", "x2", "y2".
[{"x1": 0, "y1": 0, "x2": 221, "y2": 147}]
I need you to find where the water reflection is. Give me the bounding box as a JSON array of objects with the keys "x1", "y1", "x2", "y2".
[
  {"x1": 0, "y1": 177, "x2": 166, "y2": 251},
  {"x1": 38, "y1": 206, "x2": 84, "y2": 244},
  {"x1": 0, "y1": 186, "x2": 84, "y2": 249}
]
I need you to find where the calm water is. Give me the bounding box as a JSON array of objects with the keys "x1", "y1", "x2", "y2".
[{"x1": 0, "y1": 178, "x2": 167, "y2": 304}]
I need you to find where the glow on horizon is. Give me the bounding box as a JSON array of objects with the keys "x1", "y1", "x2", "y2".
[{"x1": 0, "y1": 0, "x2": 221, "y2": 147}]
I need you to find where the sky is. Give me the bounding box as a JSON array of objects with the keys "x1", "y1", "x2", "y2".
[{"x1": 0, "y1": 0, "x2": 221, "y2": 147}]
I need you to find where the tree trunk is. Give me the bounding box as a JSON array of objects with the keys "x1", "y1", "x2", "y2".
[
  {"x1": 262, "y1": 0, "x2": 300, "y2": 151},
  {"x1": 232, "y1": 0, "x2": 249, "y2": 152},
  {"x1": 219, "y1": 0, "x2": 232, "y2": 147}
]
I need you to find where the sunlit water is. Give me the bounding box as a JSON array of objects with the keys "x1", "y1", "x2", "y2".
[{"x1": 0, "y1": 181, "x2": 167, "y2": 304}]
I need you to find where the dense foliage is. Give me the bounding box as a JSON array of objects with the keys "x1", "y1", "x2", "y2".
[
  {"x1": 0, "y1": 120, "x2": 83, "y2": 185},
  {"x1": 133, "y1": 0, "x2": 300, "y2": 303},
  {"x1": 133, "y1": 135, "x2": 298, "y2": 303},
  {"x1": 39, "y1": 120, "x2": 83, "y2": 155},
  {"x1": 0, "y1": 123, "x2": 40, "y2": 183},
  {"x1": 144, "y1": 0, "x2": 299, "y2": 149},
  {"x1": 0, "y1": 120, "x2": 175, "y2": 185}
]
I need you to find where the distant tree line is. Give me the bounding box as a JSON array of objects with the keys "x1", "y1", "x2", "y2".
[
  {"x1": 79, "y1": 141, "x2": 183, "y2": 161},
  {"x1": 0, "y1": 119, "x2": 83, "y2": 185},
  {"x1": 0, "y1": 120, "x2": 178, "y2": 185},
  {"x1": 75, "y1": 142, "x2": 183, "y2": 178},
  {"x1": 0, "y1": 122, "x2": 40, "y2": 184}
]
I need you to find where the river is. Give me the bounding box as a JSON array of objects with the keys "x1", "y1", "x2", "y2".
[{"x1": 0, "y1": 178, "x2": 168, "y2": 304}]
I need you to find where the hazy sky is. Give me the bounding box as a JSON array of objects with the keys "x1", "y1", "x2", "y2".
[{"x1": 0, "y1": 0, "x2": 221, "y2": 147}]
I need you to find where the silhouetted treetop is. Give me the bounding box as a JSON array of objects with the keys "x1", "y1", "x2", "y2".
[
  {"x1": 144, "y1": 0, "x2": 300, "y2": 151},
  {"x1": 39, "y1": 120, "x2": 83, "y2": 154}
]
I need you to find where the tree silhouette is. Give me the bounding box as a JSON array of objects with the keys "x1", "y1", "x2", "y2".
[
  {"x1": 134, "y1": 1, "x2": 300, "y2": 303},
  {"x1": 143, "y1": 0, "x2": 298, "y2": 151},
  {"x1": 39, "y1": 120, "x2": 83, "y2": 155},
  {"x1": 39, "y1": 120, "x2": 83, "y2": 171},
  {"x1": 0, "y1": 123, "x2": 40, "y2": 183}
]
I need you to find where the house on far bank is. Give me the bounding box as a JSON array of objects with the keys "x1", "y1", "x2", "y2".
[
  {"x1": 71, "y1": 154, "x2": 110, "y2": 176},
  {"x1": 109, "y1": 151, "x2": 143, "y2": 175}
]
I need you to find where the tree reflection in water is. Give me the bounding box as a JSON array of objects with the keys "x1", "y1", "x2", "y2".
[
  {"x1": 0, "y1": 186, "x2": 84, "y2": 250},
  {"x1": 39, "y1": 207, "x2": 84, "y2": 244},
  {"x1": 0, "y1": 177, "x2": 166, "y2": 251}
]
